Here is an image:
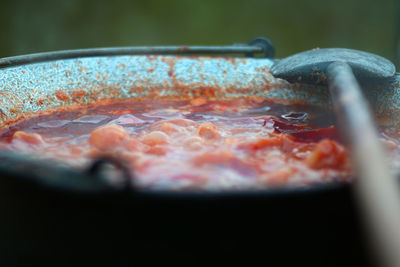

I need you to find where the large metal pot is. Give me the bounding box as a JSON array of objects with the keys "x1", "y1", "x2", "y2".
[{"x1": 0, "y1": 44, "x2": 397, "y2": 267}]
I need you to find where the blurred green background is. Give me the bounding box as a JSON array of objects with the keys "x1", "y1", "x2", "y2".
[{"x1": 0, "y1": 0, "x2": 398, "y2": 63}]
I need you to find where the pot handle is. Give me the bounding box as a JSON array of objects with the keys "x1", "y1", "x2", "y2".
[
  {"x1": 0, "y1": 150, "x2": 127, "y2": 193},
  {"x1": 86, "y1": 156, "x2": 134, "y2": 191}
]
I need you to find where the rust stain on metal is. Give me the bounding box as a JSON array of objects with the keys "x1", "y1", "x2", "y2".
[
  {"x1": 164, "y1": 57, "x2": 176, "y2": 84},
  {"x1": 146, "y1": 55, "x2": 156, "y2": 61},
  {"x1": 78, "y1": 67, "x2": 88, "y2": 73},
  {"x1": 0, "y1": 109, "x2": 7, "y2": 121},
  {"x1": 9, "y1": 108, "x2": 19, "y2": 114},
  {"x1": 55, "y1": 90, "x2": 69, "y2": 101},
  {"x1": 70, "y1": 89, "x2": 87, "y2": 101},
  {"x1": 226, "y1": 87, "x2": 234, "y2": 94},
  {"x1": 224, "y1": 57, "x2": 237, "y2": 65}
]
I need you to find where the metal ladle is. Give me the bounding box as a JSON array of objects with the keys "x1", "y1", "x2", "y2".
[{"x1": 271, "y1": 48, "x2": 400, "y2": 267}]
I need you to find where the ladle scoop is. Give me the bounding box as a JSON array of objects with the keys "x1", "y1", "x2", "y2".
[
  {"x1": 271, "y1": 48, "x2": 395, "y2": 85},
  {"x1": 271, "y1": 48, "x2": 399, "y2": 267}
]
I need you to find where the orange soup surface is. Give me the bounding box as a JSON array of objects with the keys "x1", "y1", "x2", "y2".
[{"x1": 0, "y1": 98, "x2": 359, "y2": 190}]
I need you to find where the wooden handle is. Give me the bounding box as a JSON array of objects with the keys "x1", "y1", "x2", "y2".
[{"x1": 328, "y1": 62, "x2": 400, "y2": 267}]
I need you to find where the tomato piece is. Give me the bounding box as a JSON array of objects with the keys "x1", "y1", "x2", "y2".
[
  {"x1": 259, "y1": 167, "x2": 295, "y2": 187},
  {"x1": 157, "y1": 122, "x2": 180, "y2": 135},
  {"x1": 125, "y1": 138, "x2": 148, "y2": 152},
  {"x1": 89, "y1": 124, "x2": 128, "y2": 151},
  {"x1": 141, "y1": 131, "x2": 169, "y2": 146},
  {"x1": 305, "y1": 139, "x2": 348, "y2": 170},
  {"x1": 197, "y1": 122, "x2": 221, "y2": 140},
  {"x1": 190, "y1": 97, "x2": 208, "y2": 106},
  {"x1": 12, "y1": 131, "x2": 44, "y2": 145},
  {"x1": 239, "y1": 134, "x2": 291, "y2": 150},
  {"x1": 251, "y1": 136, "x2": 284, "y2": 149},
  {"x1": 182, "y1": 136, "x2": 203, "y2": 150},
  {"x1": 193, "y1": 150, "x2": 234, "y2": 166},
  {"x1": 146, "y1": 146, "x2": 167, "y2": 155}
]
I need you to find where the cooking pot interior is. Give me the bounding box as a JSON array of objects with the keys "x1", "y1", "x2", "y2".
[
  {"x1": 0, "y1": 55, "x2": 398, "y2": 128},
  {"x1": 0, "y1": 55, "x2": 331, "y2": 126}
]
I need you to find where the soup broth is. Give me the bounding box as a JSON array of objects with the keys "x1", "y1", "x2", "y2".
[{"x1": 0, "y1": 97, "x2": 365, "y2": 190}]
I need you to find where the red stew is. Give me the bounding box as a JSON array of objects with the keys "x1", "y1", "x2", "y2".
[{"x1": 0, "y1": 97, "x2": 356, "y2": 190}]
